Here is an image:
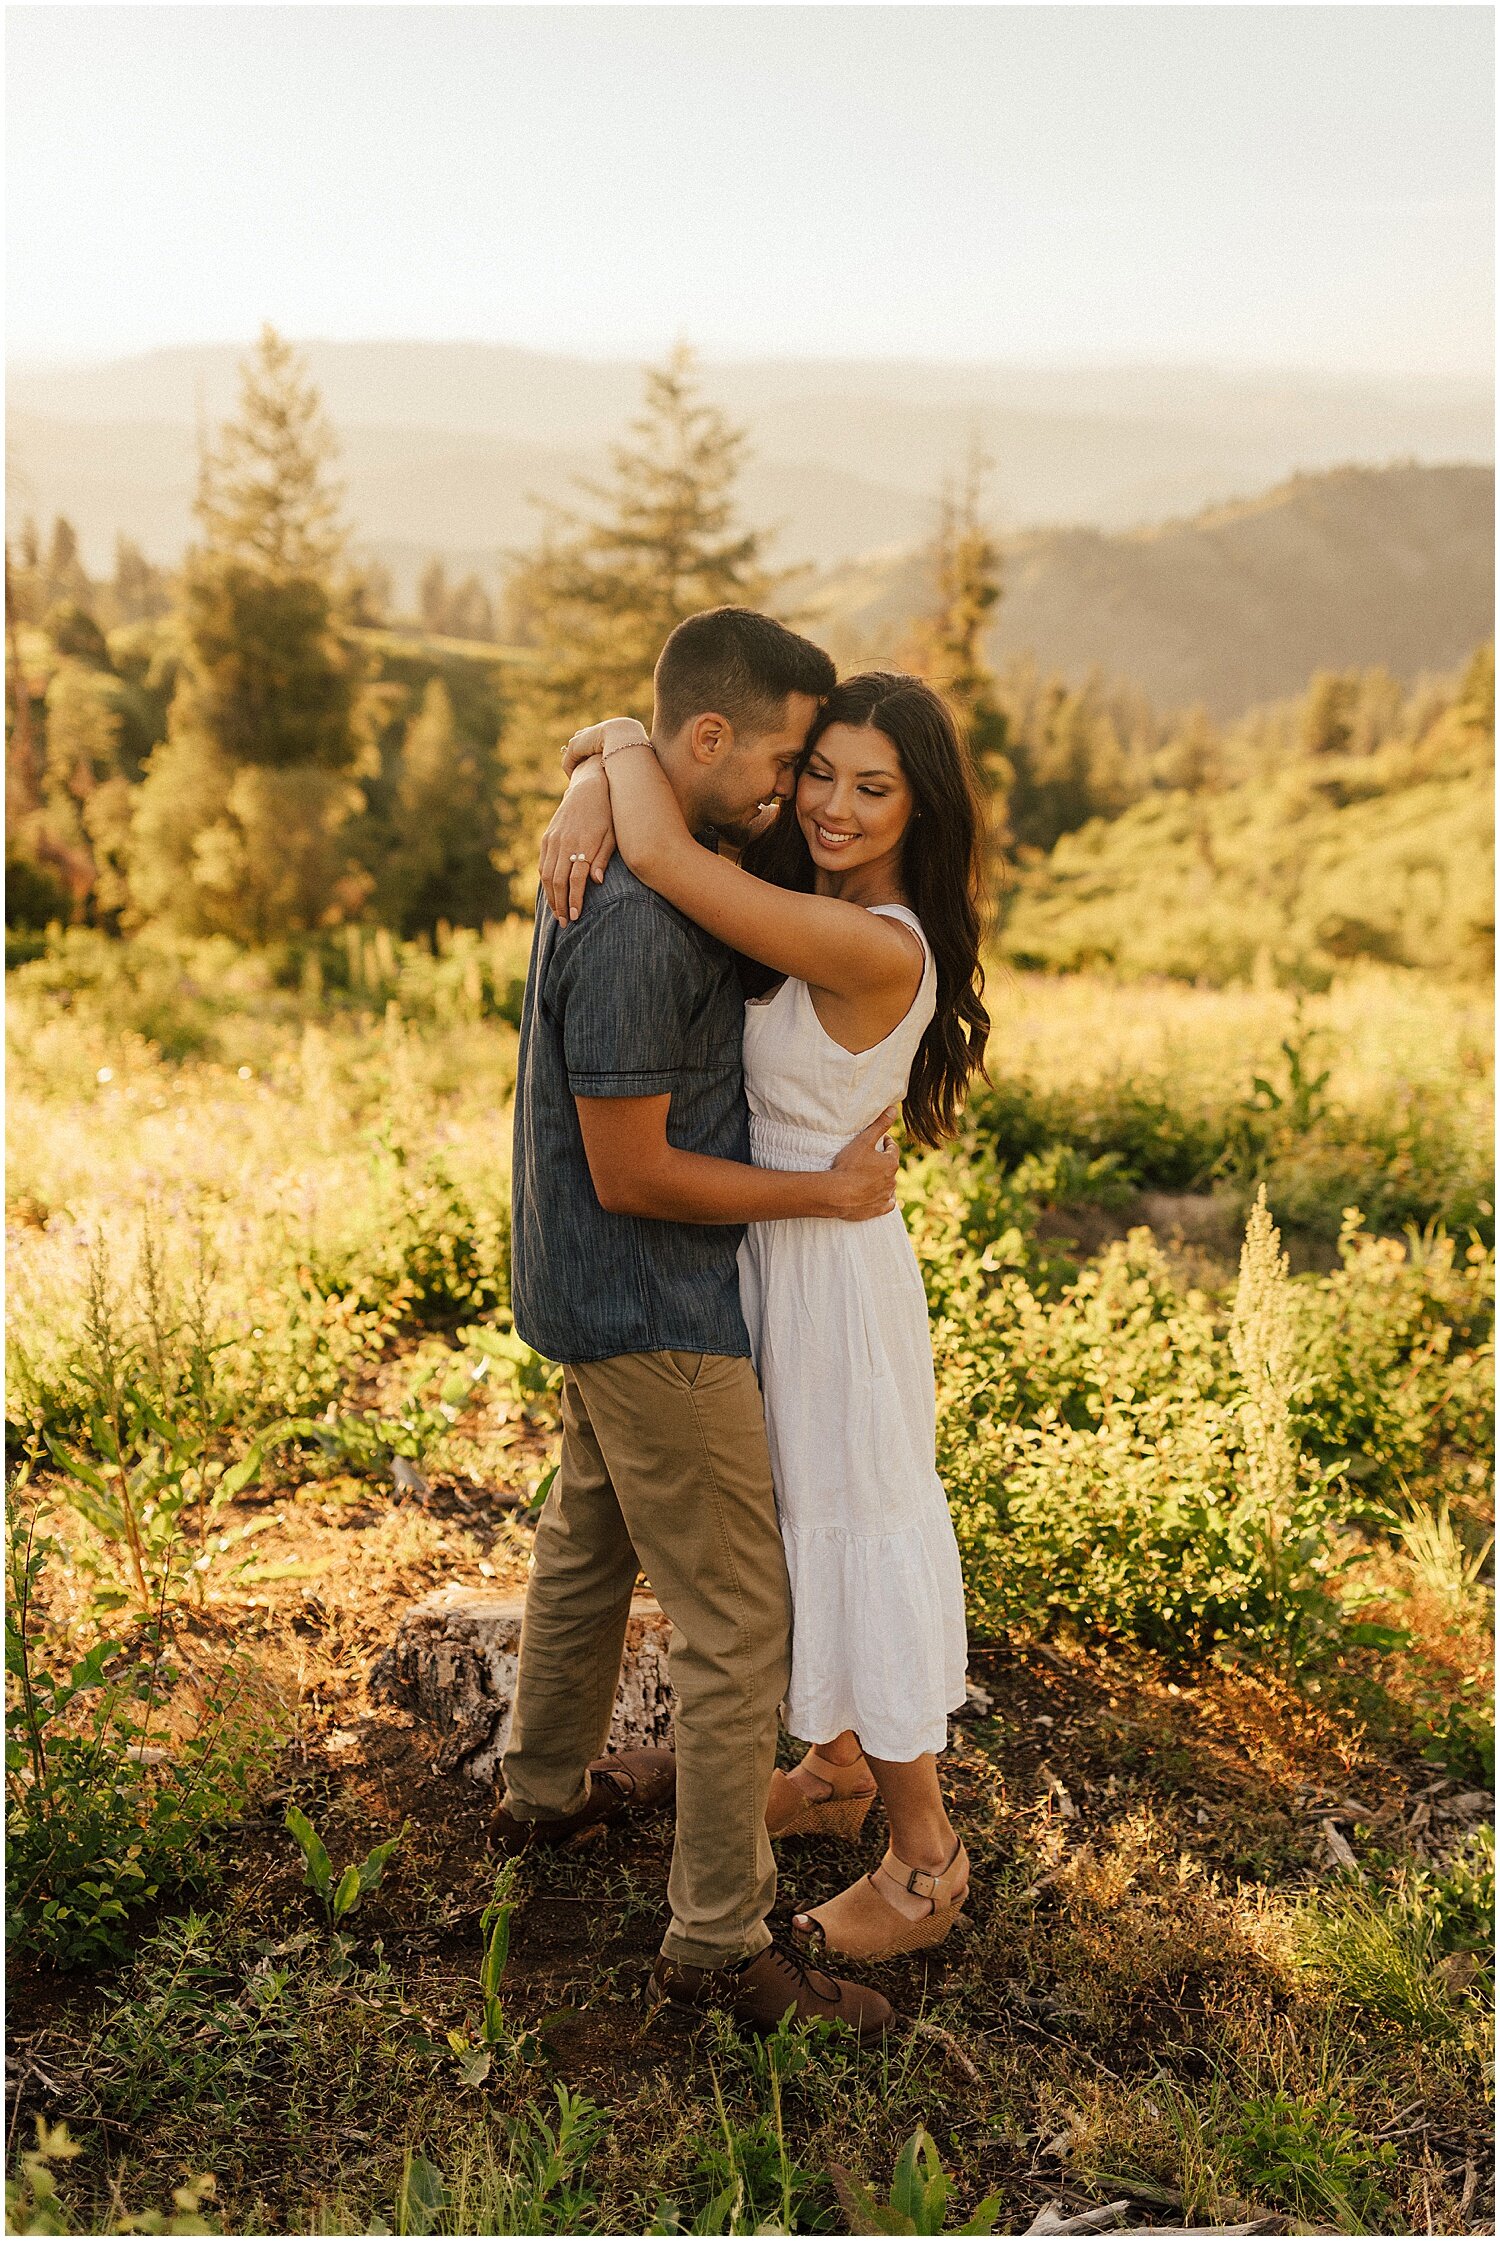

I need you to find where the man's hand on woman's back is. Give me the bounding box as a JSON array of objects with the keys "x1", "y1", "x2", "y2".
[{"x1": 826, "y1": 1110, "x2": 902, "y2": 1221}]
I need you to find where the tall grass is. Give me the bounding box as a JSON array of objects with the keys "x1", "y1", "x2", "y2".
[{"x1": 8, "y1": 941, "x2": 1492, "y2": 1670}]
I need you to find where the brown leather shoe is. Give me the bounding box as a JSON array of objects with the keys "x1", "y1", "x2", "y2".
[
  {"x1": 649, "y1": 1939, "x2": 894, "y2": 2040},
  {"x1": 489, "y1": 1748, "x2": 676, "y2": 1854}
]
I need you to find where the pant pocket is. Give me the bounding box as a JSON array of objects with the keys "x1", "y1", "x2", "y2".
[{"x1": 663, "y1": 1349, "x2": 706, "y2": 1389}]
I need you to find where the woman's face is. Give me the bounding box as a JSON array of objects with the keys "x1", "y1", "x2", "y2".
[{"x1": 795, "y1": 722, "x2": 915, "y2": 874}]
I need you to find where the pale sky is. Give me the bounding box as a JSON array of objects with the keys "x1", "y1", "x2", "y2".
[{"x1": 7, "y1": 3, "x2": 1494, "y2": 375}]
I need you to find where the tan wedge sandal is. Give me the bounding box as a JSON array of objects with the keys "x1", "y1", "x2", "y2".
[
  {"x1": 793, "y1": 1838, "x2": 969, "y2": 1961},
  {"x1": 765, "y1": 1748, "x2": 878, "y2": 1841}
]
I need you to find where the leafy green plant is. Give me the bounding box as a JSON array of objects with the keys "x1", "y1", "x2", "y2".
[
  {"x1": 1226, "y1": 1188, "x2": 1353, "y2": 1660},
  {"x1": 370, "y1": 1133, "x2": 509, "y2": 1329},
  {"x1": 45, "y1": 1403, "x2": 313, "y2": 1616},
  {"x1": 445, "y1": 1859, "x2": 541, "y2": 2082},
  {"x1": 925, "y1": 1190, "x2": 1363, "y2": 1655},
  {"x1": 283, "y1": 1803, "x2": 406, "y2": 1927},
  {"x1": 1244, "y1": 1008, "x2": 1333, "y2": 1137},
  {"x1": 831, "y1": 2129, "x2": 1002, "y2": 2236},
  {"x1": 1410, "y1": 1676, "x2": 1496, "y2": 1782},
  {"x1": 6, "y1": 1504, "x2": 267, "y2": 1967},
  {"x1": 1217, "y1": 2089, "x2": 1395, "y2": 2231},
  {"x1": 1293, "y1": 1216, "x2": 1493, "y2": 1511}
]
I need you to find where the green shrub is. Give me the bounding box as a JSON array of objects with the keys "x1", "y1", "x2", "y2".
[
  {"x1": 359, "y1": 2088, "x2": 608, "y2": 2237},
  {"x1": 1216, "y1": 2087, "x2": 1396, "y2": 2229},
  {"x1": 6, "y1": 1509, "x2": 270, "y2": 1968},
  {"x1": 1293, "y1": 1216, "x2": 1493, "y2": 1509},
  {"x1": 1411, "y1": 1681, "x2": 1496, "y2": 1785},
  {"x1": 913, "y1": 1174, "x2": 1417, "y2": 1656},
  {"x1": 967, "y1": 1076, "x2": 1223, "y2": 1192}
]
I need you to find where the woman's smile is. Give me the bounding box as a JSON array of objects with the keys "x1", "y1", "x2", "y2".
[{"x1": 795, "y1": 721, "x2": 916, "y2": 880}]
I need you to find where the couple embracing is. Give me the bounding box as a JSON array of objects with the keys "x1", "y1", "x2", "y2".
[{"x1": 493, "y1": 607, "x2": 990, "y2": 2038}]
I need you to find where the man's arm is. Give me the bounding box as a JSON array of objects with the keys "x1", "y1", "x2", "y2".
[{"x1": 576, "y1": 1095, "x2": 899, "y2": 1224}]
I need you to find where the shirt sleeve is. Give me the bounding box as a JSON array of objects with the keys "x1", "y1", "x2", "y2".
[{"x1": 550, "y1": 897, "x2": 705, "y2": 1098}]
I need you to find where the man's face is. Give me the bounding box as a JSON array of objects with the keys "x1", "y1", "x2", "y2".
[{"x1": 702, "y1": 692, "x2": 821, "y2": 845}]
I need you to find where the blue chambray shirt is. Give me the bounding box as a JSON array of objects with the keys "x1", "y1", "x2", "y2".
[{"x1": 509, "y1": 857, "x2": 754, "y2": 1365}]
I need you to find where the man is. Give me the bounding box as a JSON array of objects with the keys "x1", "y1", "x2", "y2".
[{"x1": 495, "y1": 607, "x2": 895, "y2": 2038}]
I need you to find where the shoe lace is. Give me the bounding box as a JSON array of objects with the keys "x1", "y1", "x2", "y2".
[{"x1": 751, "y1": 1937, "x2": 839, "y2": 2001}]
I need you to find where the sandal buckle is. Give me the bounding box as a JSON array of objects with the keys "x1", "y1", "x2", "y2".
[{"x1": 904, "y1": 1865, "x2": 938, "y2": 1899}]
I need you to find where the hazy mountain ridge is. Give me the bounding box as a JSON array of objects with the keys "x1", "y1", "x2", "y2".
[
  {"x1": 808, "y1": 463, "x2": 1495, "y2": 719},
  {"x1": 7, "y1": 344, "x2": 1491, "y2": 723},
  {"x1": 6, "y1": 409, "x2": 932, "y2": 578},
  {"x1": 8, "y1": 340, "x2": 1491, "y2": 581}
]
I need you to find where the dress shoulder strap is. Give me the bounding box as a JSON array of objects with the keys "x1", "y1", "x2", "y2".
[{"x1": 866, "y1": 902, "x2": 932, "y2": 971}]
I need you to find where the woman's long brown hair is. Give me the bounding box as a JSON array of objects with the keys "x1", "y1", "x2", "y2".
[{"x1": 739, "y1": 671, "x2": 991, "y2": 1146}]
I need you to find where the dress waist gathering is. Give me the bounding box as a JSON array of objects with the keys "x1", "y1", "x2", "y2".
[{"x1": 748, "y1": 1112, "x2": 852, "y2": 1174}]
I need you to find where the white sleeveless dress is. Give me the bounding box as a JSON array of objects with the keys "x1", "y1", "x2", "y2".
[{"x1": 737, "y1": 903, "x2": 968, "y2": 1762}]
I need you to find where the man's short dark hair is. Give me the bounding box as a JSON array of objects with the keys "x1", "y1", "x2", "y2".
[{"x1": 653, "y1": 608, "x2": 836, "y2": 742}]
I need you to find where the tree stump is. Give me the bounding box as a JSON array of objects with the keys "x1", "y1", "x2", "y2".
[{"x1": 370, "y1": 1585, "x2": 674, "y2": 1784}]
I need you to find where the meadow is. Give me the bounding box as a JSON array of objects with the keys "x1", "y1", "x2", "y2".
[{"x1": 5, "y1": 932, "x2": 1494, "y2": 2237}]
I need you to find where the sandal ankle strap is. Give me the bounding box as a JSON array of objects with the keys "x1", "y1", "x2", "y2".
[
  {"x1": 878, "y1": 1839, "x2": 964, "y2": 1904},
  {"x1": 896, "y1": 1862, "x2": 939, "y2": 1899}
]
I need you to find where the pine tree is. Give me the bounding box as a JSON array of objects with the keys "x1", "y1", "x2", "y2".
[
  {"x1": 6, "y1": 553, "x2": 86, "y2": 923},
  {"x1": 344, "y1": 558, "x2": 393, "y2": 629},
  {"x1": 498, "y1": 344, "x2": 777, "y2": 892},
  {"x1": 1300, "y1": 671, "x2": 1358, "y2": 759},
  {"x1": 39, "y1": 660, "x2": 136, "y2": 926},
  {"x1": 446, "y1": 575, "x2": 495, "y2": 642},
  {"x1": 194, "y1": 323, "x2": 345, "y2": 577},
  {"x1": 4, "y1": 664, "x2": 120, "y2": 922},
  {"x1": 130, "y1": 328, "x2": 365, "y2": 939},
  {"x1": 43, "y1": 517, "x2": 93, "y2": 612},
  {"x1": 110, "y1": 536, "x2": 171, "y2": 624},
  {"x1": 371, "y1": 678, "x2": 505, "y2": 933},
  {"x1": 45, "y1": 662, "x2": 123, "y2": 796},
  {"x1": 419, "y1": 560, "x2": 451, "y2": 636},
  {"x1": 904, "y1": 445, "x2": 1013, "y2": 858}
]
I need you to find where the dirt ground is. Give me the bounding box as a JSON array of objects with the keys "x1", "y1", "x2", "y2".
[{"x1": 7, "y1": 1431, "x2": 1494, "y2": 2234}]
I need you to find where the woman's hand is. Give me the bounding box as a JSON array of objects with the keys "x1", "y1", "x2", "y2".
[
  {"x1": 539, "y1": 762, "x2": 617, "y2": 924},
  {"x1": 561, "y1": 716, "x2": 651, "y2": 776}
]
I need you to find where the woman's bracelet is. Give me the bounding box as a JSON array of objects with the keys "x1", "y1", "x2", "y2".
[{"x1": 601, "y1": 729, "x2": 651, "y2": 761}]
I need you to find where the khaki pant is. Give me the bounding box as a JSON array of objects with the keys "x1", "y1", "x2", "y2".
[{"x1": 499, "y1": 1349, "x2": 791, "y2": 1968}]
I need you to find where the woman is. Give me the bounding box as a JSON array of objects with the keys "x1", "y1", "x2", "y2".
[{"x1": 547, "y1": 673, "x2": 990, "y2": 1960}]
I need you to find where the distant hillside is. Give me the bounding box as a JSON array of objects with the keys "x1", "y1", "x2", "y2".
[
  {"x1": 7, "y1": 341, "x2": 1490, "y2": 583},
  {"x1": 5, "y1": 411, "x2": 931, "y2": 581},
  {"x1": 810, "y1": 464, "x2": 1495, "y2": 720},
  {"x1": 1000, "y1": 654, "x2": 1495, "y2": 984}
]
